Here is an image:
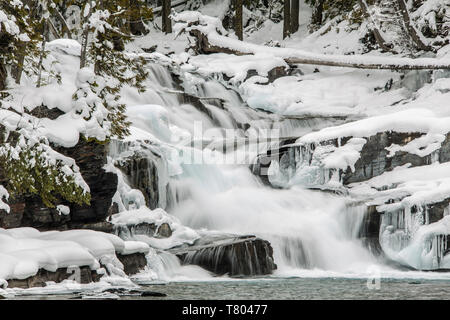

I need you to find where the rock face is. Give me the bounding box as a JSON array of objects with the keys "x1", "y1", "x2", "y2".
[
  {"x1": 341, "y1": 132, "x2": 438, "y2": 184},
  {"x1": 0, "y1": 197, "x2": 25, "y2": 229},
  {"x1": 117, "y1": 252, "x2": 148, "y2": 275},
  {"x1": 252, "y1": 132, "x2": 450, "y2": 187},
  {"x1": 358, "y1": 206, "x2": 383, "y2": 256},
  {"x1": 115, "y1": 152, "x2": 161, "y2": 210},
  {"x1": 7, "y1": 266, "x2": 101, "y2": 289},
  {"x1": 0, "y1": 139, "x2": 118, "y2": 230},
  {"x1": 58, "y1": 139, "x2": 118, "y2": 226},
  {"x1": 113, "y1": 141, "x2": 169, "y2": 210},
  {"x1": 170, "y1": 234, "x2": 277, "y2": 276},
  {"x1": 6, "y1": 251, "x2": 148, "y2": 289}
]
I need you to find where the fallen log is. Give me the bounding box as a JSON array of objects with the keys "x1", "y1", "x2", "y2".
[
  {"x1": 283, "y1": 57, "x2": 448, "y2": 70},
  {"x1": 173, "y1": 12, "x2": 450, "y2": 71}
]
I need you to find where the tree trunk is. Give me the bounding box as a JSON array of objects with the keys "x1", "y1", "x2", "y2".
[
  {"x1": 291, "y1": 0, "x2": 299, "y2": 34},
  {"x1": 0, "y1": 61, "x2": 7, "y2": 91},
  {"x1": 53, "y1": 8, "x2": 72, "y2": 39},
  {"x1": 37, "y1": 21, "x2": 49, "y2": 88},
  {"x1": 235, "y1": 0, "x2": 243, "y2": 41},
  {"x1": 47, "y1": 20, "x2": 61, "y2": 40},
  {"x1": 162, "y1": 0, "x2": 172, "y2": 34},
  {"x1": 11, "y1": 42, "x2": 26, "y2": 85},
  {"x1": 80, "y1": 3, "x2": 93, "y2": 69},
  {"x1": 129, "y1": 0, "x2": 146, "y2": 35},
  {"x1": 283, "y1": 0, "x2": 291, "y2": 39},
  {"x1": 396, "y1": 0, "x2": 431, "y2": 51},
  {"x1": 284, "y1": 56, "x2": 449, "y2": 70},
  {"x1": 358, "y1": 0, "x2": 395, "y2": 52},
  {"x1": 311, "y1": 0, "x2": 324, "y2": 30}
]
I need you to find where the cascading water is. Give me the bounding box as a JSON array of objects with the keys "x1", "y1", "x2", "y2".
[
  {"x1": 117, "y1": 61, "x2": 388, "y2": 278},
  {"x1": 168, "y1": 163, "x2": 378, "y2": 275}
]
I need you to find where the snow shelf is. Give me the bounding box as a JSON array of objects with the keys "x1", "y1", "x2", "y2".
[{"x1": 0, "y1": 227, "x2": 149, "y2": 287}]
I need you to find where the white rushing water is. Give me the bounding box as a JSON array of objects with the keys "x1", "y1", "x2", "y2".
[{"x1": 119, "y1": 63, "x2": 450, "y2": 280}]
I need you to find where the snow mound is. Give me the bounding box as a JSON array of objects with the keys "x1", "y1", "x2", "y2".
[{"x1": 0, "y1": 227, "x2": 149, "y2": 287}]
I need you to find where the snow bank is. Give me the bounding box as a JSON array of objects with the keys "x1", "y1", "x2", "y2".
[
  {"x1": 111, "y1": 207, "x2": 173, "y2": 227},
  {"x1": 349, "y1": 162, "x2": 450, "y2": 211},
  {"x1": 0, "y1": 227, "x2": 149, "y2": 287},
  {"x1": 111, "y1": 206, "x2": 200, "y2": 251},
  {"x1": 297, "y1": 109, "x2": 450, "y2": 144}
]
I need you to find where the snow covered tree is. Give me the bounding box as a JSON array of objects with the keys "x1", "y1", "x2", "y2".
[
  {"x1": 0, "y1": 1, "x2": 39, "y2": 87},
  {"x1": 73, "y1": 0, "x2": 149, "y2": 139},
  {"x1": 0, "y1": 1, "x2": 93, "y2": 210},
  {"x1": 0, "y1": 131, "x2": 91, "y2": 208}
]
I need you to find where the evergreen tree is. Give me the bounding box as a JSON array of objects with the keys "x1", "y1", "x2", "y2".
[{"x1": 71, "y1": 0, "x2": 150, "y2": 139}]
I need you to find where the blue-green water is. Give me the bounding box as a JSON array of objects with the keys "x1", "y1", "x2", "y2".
[{"x1": 10, "y1": 277, "x2": 450, "y2": 300}]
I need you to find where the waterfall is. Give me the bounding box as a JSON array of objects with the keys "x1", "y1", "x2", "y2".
[
  {"x1": 117, "y1": 61, "x2": 386, "y2": 278},
  {"x1": 167, "y1": 161, "x2": 377, "y2": 274}
]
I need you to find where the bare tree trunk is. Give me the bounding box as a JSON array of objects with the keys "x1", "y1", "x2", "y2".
[
  {"x1": 0, "y1": 61, "x2": 7, "y2": 91},
  {"x1": 37, "y1": 21, "x2": 48, "y2": 88},
  {"x1": 129, "y1": 0, "x2": 146, "y2": 35},
  {"x1": 0, "y1": 32, "x2": 11, "y2": 90},
  {"x1": 11, "y1": 43, "x2": 26, "y2": 85},
  {"x1": 54, "y1": 8, "x2": 72, "y2": 39},
  {"x1": 291, "y1": 0, "x2": 299, "y2": 34},
  {"x1": 284, "y1": 56, "x2": 449, "y2": 70},
  {"x1": 80, "y1": 3, "x2": 93, "y2": 69},
  {"x1": 358, "y1": 0, "x2": 395, "y2": 52},
  {"x1": 310, "y1": 0, "x2": 324, "y2": 31},
  {"x1": 162, "y1": 0, "x2": 172, "y2": 34},
  {"x1": 235, "y1": 0, "x2": 243, "y2": 40},
  {"x1": 283, "y1": 0, "x2": 291, "y2": 39},
  {"x1": 396, "y1": 0, "x2": 431, "y2": 51}
]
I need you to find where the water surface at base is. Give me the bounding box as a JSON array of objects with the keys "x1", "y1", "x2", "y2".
[
  {"x1": 135, "y1": 278, "x2": 450, "y2": 300},
  {"x1": 12, "y1": 278, "x2": 450, "y2": 300}
]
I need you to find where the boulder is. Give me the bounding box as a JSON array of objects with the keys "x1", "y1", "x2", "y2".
[
  {"x1": 117, "y1": 252, "x2": 148, "y2": 276},
  {"x1": 114, "y1": 148, "x2": 167, "y2": 210},
  {"x1": 170, "y1": 234, "x2": 277, "y2": 276}
]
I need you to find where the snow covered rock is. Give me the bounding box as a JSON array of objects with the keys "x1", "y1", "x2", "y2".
[
  {"x1": 254, "y1": 109, "x2": 450, "y2": 190},
  {"x1": 0, "y1": 227, "x2": 150, "y2": 288}
]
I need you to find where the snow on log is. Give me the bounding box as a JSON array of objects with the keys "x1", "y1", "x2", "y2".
[{"x1": 173, "y1": 11, "x2": 450, "y2": 71}]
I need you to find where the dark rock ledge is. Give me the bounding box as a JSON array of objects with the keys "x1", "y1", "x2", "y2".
[
  {"x1": 169, "y1": 234, "x2": 277, "y2": 277},
  {"x1": 6, "y1": 252, "x2": 147, "y2": 289}
]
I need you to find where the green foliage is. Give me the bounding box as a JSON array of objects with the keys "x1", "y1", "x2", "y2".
[
  {"x1": 0, "y1": 138, "x2": 90, "y2": 208},
  {"x1": 306, "y1": 0, "x2": 358, "y2": 22}
]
